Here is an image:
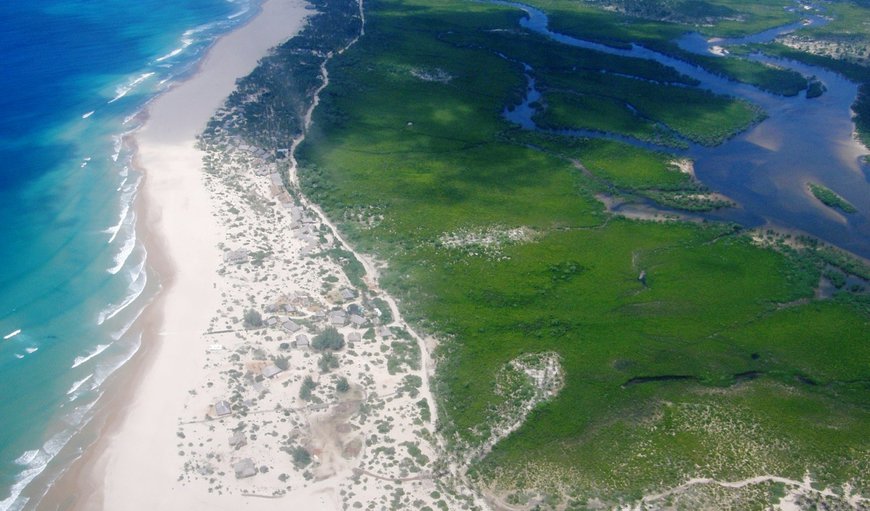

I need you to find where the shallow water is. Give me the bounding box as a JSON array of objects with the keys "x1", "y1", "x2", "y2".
[
  {"x1": 0, "y1": 1, "x2": 258, "y2": 509},
  {"x1": 498, "y1": 1, "x2": 870, "y2": 258}
]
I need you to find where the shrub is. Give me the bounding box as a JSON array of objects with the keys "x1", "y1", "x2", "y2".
[
  {"x1": 300, "y1": 375, "x2": 317, "y2": 401},
  {"x1": 291, "y1": 446, "x2": 311, "y2": 468},
  {"x1": 312, "y1": 327, "x2": 345, "y2": 351},
  {"x1": 318, "y1": 352, "x2": 339, "y2": 373},
  {"x1": 243, "y1": 309, "x2": 263, "y2": 328},
  {"x1": 336, "y1": 376, "x2": 350, "y2": 393}
]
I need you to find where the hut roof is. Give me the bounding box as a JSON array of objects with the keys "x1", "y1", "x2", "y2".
[
  {"x1": 223, "y1": 249, "x2": 249, "y2": 264},
  {"x1": 262, "y1": 364, "x2": 283, "y2": 379},
  {"x1": 215, "y1": 400, "x2": 232, "y2": 417},
  {"x1": 228, "y1": 432, "x2": 247, "y2": 448},
  {"x1": 233, "y1": 458, "x2": 257, "y2": 479},
  {"x1": 282, "y1": 320, "x2": 301, "y2": 332}
]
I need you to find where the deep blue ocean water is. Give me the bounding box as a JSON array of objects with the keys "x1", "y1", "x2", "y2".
[{"x1": 0, "y1": 1, "x2": 258, "y2": 508}]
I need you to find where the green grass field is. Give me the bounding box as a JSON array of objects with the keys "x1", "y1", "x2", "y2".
[{"x1": 291, "y1": 0, "x2": 870, "y2": 505}]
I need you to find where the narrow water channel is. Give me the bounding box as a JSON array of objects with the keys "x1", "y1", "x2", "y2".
[{"x1": 496, "y1": 1, "x2": 870, "y2": 259}]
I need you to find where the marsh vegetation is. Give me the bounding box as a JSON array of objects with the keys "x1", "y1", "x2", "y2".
[{"x1": 227, "y1": 0, "x2": 870, "y2": 506}]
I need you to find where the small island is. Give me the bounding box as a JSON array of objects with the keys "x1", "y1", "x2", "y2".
[{"x1": 808, "y1": 182, "x2": 857, "y2": 213}]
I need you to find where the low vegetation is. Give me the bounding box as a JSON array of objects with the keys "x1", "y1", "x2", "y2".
[
  {"x1": 808, "y1": 182, "x2": 857, "y2": 214},
  {"x1": 229, "y1": 0, "x2": 870, "y2": 505},
  {"x1": 312, "y1": 327, "x2": 346, "y2": 351}
]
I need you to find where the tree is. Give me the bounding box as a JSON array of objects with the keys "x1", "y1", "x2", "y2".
[
  {"x1": 336, "y1": 376, "x2": 350, "y2": 393},
  {"x1": 300, "y1": 375, "x2": 317, "y2": 401},
  {"x1": 312, "y1": 327, "x2": 345, "y2": 351},
  {"x1": 243, "y1": 309, "x2": 263, "y2": 328},
  {"x1": 291, "y1": 446, "x2": 311, "y2": 468},
  {"x1": 318, "y1": 352, "x2": 339, "y2": 373},
  {"x1": 274, "y1": 355, "x2": 290, "y2": 370}
]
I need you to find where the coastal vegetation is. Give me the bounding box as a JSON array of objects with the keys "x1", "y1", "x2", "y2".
[
  {"x1": 517, "y1": 0, "x2": 811, "y2": 96},
  {"x1": 312, "y1": 327, "x2": 345, "y2": 351},
  {"x1": 534, "y1": 86, "x2": 762, "y2": 146},
  {"x1": 808, "y1": 182, "x2": 858, "y2": 214},
  {"x1": 224, "y1": 0, "x2": 870, "y2": 506},
  {"x1": 731, "y1": 0, "x2": 870, "y2": 145}
]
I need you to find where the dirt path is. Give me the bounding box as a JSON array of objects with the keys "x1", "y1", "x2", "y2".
[
  {"x1": 637, "y1": 474, "x2": 869, "y2": 508},
  {"x1": 283, "y1": 0, "x2": 444, "y2": 460},
  {"x1": 352, "y1": 468, "x2": 447, "y2": 483}
]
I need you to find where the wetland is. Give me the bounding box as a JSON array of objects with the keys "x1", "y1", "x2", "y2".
[{"x1": 226, "y1": 0, "x2": 870, "y2": 506}]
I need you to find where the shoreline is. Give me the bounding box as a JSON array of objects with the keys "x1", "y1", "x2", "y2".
[{"x1": 35, "y1": 1, "x2": 311, "y2": 509}]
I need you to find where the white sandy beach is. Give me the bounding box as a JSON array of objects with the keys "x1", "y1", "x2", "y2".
[
  {"x1": 35, "y1": 0, "x2": 486, "y2": 509},
  {"x1": 60, "y1": 1, "x2": 312, "y2": 509}
]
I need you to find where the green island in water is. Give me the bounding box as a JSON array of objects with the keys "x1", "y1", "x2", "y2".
[
  {"x1": 209, "y1": 0, "x2": 870, "y2": 507},
  {"x1": 809, "y1": 182, "x2": 858, "y2": 214}
]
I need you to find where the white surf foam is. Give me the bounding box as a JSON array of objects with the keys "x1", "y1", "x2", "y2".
[
  {"x1": 0, "y1": 425, "x2": 78, "y2": 511},
  {"x1": 13, "y1": 451, "x2": 38, "y2": 467},
  {"x1": 108, "y1": 72, "x2": 155, "y2": 104},
  {"x1": 111, "y1": 135, "x2": 122, "y2": 162},
  {"x1": 228, "y1": 7, "x2": 249, "y2": 19},
  {"x1": 81, "y1": 110, "x2": 94, "y2": 119},
  {"x1": 155, "y1": 47, "x2": 184, "y2": 63},
  {"x1": 110, "y1": 306, "x2": 142, "y2": 342},
  {"x1": 93, "y1": 333, "x2": 142, "y2": 388},
  {"x1": 96, "y1": 269, "x2": 147, "y2": 325},
  {"x1": 25, "y1": 347, "x2": 37, "y2": 354},
  {"x1": 106, "y1": 227, "x2": 136, "y2": 274},
  {"x1": 106, "y1": 234, "x2": 135, "y2": 274},
  {"x1": 104, "y1": 199, "x2": 134, "y2": 245},
  {"x1": 3, "y1": 329, "x2": 21, "y2": 340},
  {"x1": 126, "y1": 251, "x2": 146, "y2": 284},
  {"x1": 66, "y1": 374, "x2": 94, "y2": 396},
  {"x1": 71, "y1": 344, "x2": 110, "y2": 369}
]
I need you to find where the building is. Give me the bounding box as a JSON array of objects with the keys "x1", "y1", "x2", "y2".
[
  {"x1": 228, "y1": 432, "x2": 247, "y2": 448},
  {"x1": 340, "y1": 288, "x2": 357, "y2": 301},
  {"x1": 262, "y1": 364, "x2": 283, "y2": 379},
  {"x1": 214, "y1": 400, "x2": 232, "y2": 417},
  {"x1": 233, "y1": 458, "x2": 257, "y2": 479},
  {"x1": 282, "y1": 320, "x2": 302, "y2": 333},
  {"x1": 328, "y1": 310, "x2": 347, "y2": 327},
  {"x1": 223, "y1": 249, "x2": 249, "y2": 265},
  {"x1": 296, "y1": 334, "x2": 310, "y2": 348}
]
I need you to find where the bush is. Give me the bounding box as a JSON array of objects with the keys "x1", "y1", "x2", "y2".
[
  {"x1": 300, "y1": 375, "x2": 317, "y2": 401},
  {"x1": 336, "y1": 376, "x2": 350, "y2": 393},
  {"x1": 400, "y1": 374, "x2": 423, "y2": 398},
  {"x1": 291, "y1": 446, "x2": 311, "y2": 468},
  {"x1": 318, "y1": 352, "x2": 339, "y2": 373},
  {"x1": 243, "y1": 309, "x2": 263, "y2": 328},
  {"x1": 312, "y1": 327, "x2": 345, "y2": 351},
  {"x1": 274, "y1": 355, "x2": 290, "y2": 370}
]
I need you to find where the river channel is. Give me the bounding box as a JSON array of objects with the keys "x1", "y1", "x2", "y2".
[{"x1": 497, "y1": 1, "x2": 870, "y2": 259}]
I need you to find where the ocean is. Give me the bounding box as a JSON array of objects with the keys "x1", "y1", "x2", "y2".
[{"x1": 0, "y1": 1, "x2": 259, "y2": 508}]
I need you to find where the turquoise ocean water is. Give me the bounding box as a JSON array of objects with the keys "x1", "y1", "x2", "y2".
[{"x1": 0, "y1": 1, "x2": 259, "y2": 508}]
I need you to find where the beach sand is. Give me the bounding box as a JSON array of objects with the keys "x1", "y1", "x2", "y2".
[
  {"x1": 34, "y1": 0, "x2": 486, "y2": 508},
  {"x1": 37, "y1": 1, "x2": 311, "y2": 509},
  {"x1": 97, "y1": 1, "x2": 314, "y2": 508}
]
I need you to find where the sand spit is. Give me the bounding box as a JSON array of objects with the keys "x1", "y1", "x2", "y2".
[
  {"x1": 168, "y1": 0, "x2": 484, "y2": 502},
  {"x1": 46, "y1": 0, "x2": 487, "y2": 507}
]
